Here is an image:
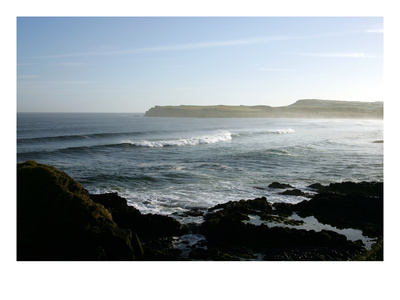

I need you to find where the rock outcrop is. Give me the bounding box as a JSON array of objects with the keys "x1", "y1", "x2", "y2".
[
  {"x1": 90, "y1": 192, "x2": 186, "y2": 260},
  {"x1": 17, "y1": 161, "x2": 141, "y2": 260},
  {"x1": 198, "y1": 196, "x2": 371, "y2": 260}
]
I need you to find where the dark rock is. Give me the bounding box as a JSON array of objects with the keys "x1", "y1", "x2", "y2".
[
  {"x1": 185, "y1": 208, "x2": 205, "y2": 217},
  {"x1": 90, "y1": 192, "x2": 187, "y2": 260},
  {"x1": 188, "y1": 248, "x2": 210, "y2": 260},
  {"x1": 17, "y1": 161, "x2": 141, "y2": 260},
  {"x1": 307, "y1": 183, "x2": 325, "y2": 191},
  {"x1": 90, "y1": 193, "x2": 186, "y2": 241},
  {"x1": 293, "y1": 191, "x2": 383, "y2": 237},
  {"x1": 90, "y1": 192, "x2": 129, "y2": 212},
  {"x1": 200, "y1": 196, "x2": 369, "y2": 261},
  {"x1": 207, "y1": 197, "x2": 272, "y2": 214},
  {"x1": 280, "y1": 189, "x2": 307, "y2": 196},
  {"x1": 268, "y1": 182, "x2": 293, "y2": 189},
  {"x1": 133, "y1": 213, "x2": 186, "y2": 240},
  {"x1": 142, "y1": 238, "x2": 183, "y2": 261},
  {"x1": 200, "y1": 214, "x2": 363, "y2": 261},
  {"x1": 272, "y1": 202, "x2": 294, "y2": 216},
  {"x1": 253, "y1": 186, "x2": 266, "y2": 190},
  {"x1": 307, "y1": 181, "x2": 383, "y2": 197},
  {"x1": 327, "y1": 181, "x2": 383, "y2": 197},
  {"x1": 353, "y1": 238, "x2": 383, "y2": 261},
  {"x1": 261, "y1": 246, "x2": 359, "y2": 261}
]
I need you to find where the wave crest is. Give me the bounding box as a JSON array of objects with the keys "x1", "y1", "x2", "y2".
[
  {"x1": 237, "y1": 128, "x2": 295, "y2": 137},
  {"x1": 267, "y1": 128, "x2": 295, "y2": 134},
  {"x1": 123, "y1": 131, "x2": 232, "y2": 148}
]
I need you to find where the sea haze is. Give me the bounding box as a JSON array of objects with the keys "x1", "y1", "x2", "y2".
[{"x1": 17, "y1": 113, "x2": 383, "y2": 219}]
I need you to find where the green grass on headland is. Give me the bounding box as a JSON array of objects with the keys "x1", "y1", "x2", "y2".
[{"x1": 144, "y1": 99, "x2": 383, "y2": 119}]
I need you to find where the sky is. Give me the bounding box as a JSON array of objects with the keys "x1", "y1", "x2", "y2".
[
  {"x1": 17, "y1": 17, "x2": 383, "y2": 113},
  {"x1": 5, "y1": 3, "x2": 400, "y2": 298}
]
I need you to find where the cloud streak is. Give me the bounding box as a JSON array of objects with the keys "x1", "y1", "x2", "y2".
[
  {"x1": 18, "y1": 80, "x2": 96, "y2": 85},
  {"x1": 18, "y1": 75, "x2": 39, "y2": 79},
  {"x1": 292, "y1": 52, "x2": 381, "y2": 58},
  {"x1": 52, "y1": 62, "x2": 86, "y2": 66},
  {"x1": 35, "y1": 36, "x2": 293, "y2": 59},
  {"x1": 365, "y1": 29, "x2": 384, "y2": 33},
  {"x1": 258, "y1": 68, "x2": 292, "y2": 72}
]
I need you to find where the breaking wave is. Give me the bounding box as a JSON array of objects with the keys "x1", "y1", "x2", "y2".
[
  {"x1": 267, "y1": 128, "x2": 295, "y2": 134},
  {"x1": 236, "y1": 128, "x2": 295, "y2": 137},
  {"x1": 123, "y1": 131, "x2": 232, "y2": 148}
]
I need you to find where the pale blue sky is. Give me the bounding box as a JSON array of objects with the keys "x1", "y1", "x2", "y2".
[{"x1": 17, "y1": 17, "x2": 383, "y2": 112}]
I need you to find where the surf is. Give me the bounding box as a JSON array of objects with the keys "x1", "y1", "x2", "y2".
[{"x1": 122, "y1": 131, "x2": 232, "y2": 148}]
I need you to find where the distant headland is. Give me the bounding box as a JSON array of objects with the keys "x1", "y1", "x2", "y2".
[{"x1": 144, "y1": 99, "x2": 383, "y2": 119}]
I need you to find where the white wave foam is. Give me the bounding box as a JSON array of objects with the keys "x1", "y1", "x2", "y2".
[
  {"x1": 267, "y1": 128, "x2": 295, "y2": 134},
  {"x1": 123, "y1": 131, "x2": 232, "y2": 148}
]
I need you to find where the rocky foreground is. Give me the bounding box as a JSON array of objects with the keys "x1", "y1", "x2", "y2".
[{"x1": 17, "y1": 161, "x2": 383, "y2": 261}]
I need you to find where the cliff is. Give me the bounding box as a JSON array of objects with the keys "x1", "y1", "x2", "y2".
[{"x1": 144, "y1": 99, "x2": 383, "y2": 119}]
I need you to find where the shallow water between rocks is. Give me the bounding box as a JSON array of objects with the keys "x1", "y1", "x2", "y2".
[{"x1": 245, "y1": 213, "x2": 376, "y2": 250}]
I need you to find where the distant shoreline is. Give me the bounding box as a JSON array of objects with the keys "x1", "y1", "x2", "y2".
[{"x1": 144, "y1": 99, "x2": 383, "y2": 119}]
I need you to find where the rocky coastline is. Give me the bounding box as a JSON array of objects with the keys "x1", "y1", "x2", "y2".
[{"x1": 17, "y1": 161, "x2": 383, "y2": 261}]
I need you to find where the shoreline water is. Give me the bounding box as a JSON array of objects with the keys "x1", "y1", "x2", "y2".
[{"x1": 17, "y1": 161, "x2": 383, "y2": 261}]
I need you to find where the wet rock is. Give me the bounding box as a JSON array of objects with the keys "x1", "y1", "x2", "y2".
[
  {"x1": 327, "y1": 181, "x2": 383, "y2": 197},
  {"x1": 307, "y1": 181, "x2": 383, "y2": 197},
  {"x1": 200, "y1": 196, "x2": 368, "y2": 261},
  {"x1": 293, "y1": 191, "x2": 383, "y2": 237},
  {"x1": 272, "y1": 202, "x2": 293, "y2": 216},
  {"x1": 268, "y1": 182, "x2": 294, "y2": 189},
  {"x1": 253, "y1": 186, "x2": 267, "y2": 190},
  {"x1": 207, "y1": 197, "x2": 272, "y2": 214},
  {"x1": 280, "y1": 189, "x2": 308, "y2": 196},
  {"x1": 185, "y1": 208, "x2": 205, "y2": 217},
  {"x1": 307, "y1": 183, "x2": 325, "y2": 191}
]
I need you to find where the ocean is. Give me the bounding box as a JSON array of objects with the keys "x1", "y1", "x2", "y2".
[{"x1": 17, "y1": 113, "x2": 383, "y2": 223}]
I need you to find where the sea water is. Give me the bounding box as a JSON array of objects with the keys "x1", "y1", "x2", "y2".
[{"x1": 17, "y1": 113, "x2": 383, "y2": 219}]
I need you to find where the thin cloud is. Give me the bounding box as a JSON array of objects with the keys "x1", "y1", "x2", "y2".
[
  {"x1": 162, "y1": 86, "x2": 215, "y2": 91},
  {"x1": 365, "y1": 29, "x2": 384, "y2": 33},
  {"x1": 35, "y1": 36, "x2": 293, "y2": 59},
  {"x1": 18, "y1": 80, "x2": 96, "y2": 85},
  {"x1": 52, "y1": 62, "x2": 86, "y2": 66},
  {"x1": 18, "y1": 75, "x2": 39, "y2": 79},
  {"x1": 362, "y1": 23, "x2": 384, "y2": 34},
  {"x1": 293, "y1": 52, "x2": 381, "y2": 58},
  {"x1": 258, "y1": 68, "x2": 292, "y2": 71}
]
